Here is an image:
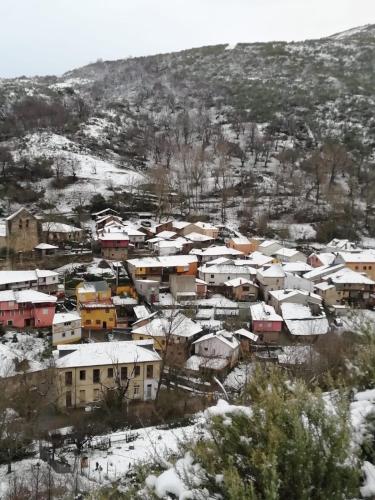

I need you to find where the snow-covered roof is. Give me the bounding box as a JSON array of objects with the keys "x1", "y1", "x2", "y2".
[
  {"x1": 258, "y1": 264, "x2": 286, "y2": 278},
  {"x1": 0, "y1": 289, "x2": 57, "y2": 304},
  {"x1": 172, "y1": 221, "x2": 191, "y2": 230},
  {"x1": 128, "y1": 255, "x2": 197, "y2": 268},
  {"x1": 185, "y1": 232, "x2": 214, "y2": 242},
  {"x1": 34, "y1": 243, "x2": 59, "y2": 250},
  {"x1": 206, "y1": 257, "x2": 232, "y2": 266},
  {"x1": 324, "y1": 267, "x2": 375, "y2": 285},
  {"x1": 200, "y1": 264, "x2": 256, "y2": 276},
  {"x1": 224, "y1": 277, "x2": 257, "y2": 288},
  {"x1": 53, "y1": 312, "x2": 81, "y2": 325},
  {"x1": 275, "y1": 247, "x2": 302, "y2": 258},
  {"x1": 193, "y1": 330, "x2": 240, "y2": 349},
  {"x1": 326, "y1": 239, "x2": 357, "y2": 251},
  {"x1": 198, "y1": 246, "x2": 243, "y2": 257},
  {"x1": 234, "y1": 328, "x2": 258, "y2": 342},
  {"x1": 309, "y1": 252, "x2": 336, "y2": 267},
  {"x1": 243, "y1": 252, "x2": 273, "y2": 267},
  {"x1": 99, "y1": 233, "x2": 129, "y2": 241},
  {"x1": 282, "y1": 262, "x2": 312, "y2": 273},
  {"x1": 185, "y1": 354, "x2": 227, "y2": 371},
  {"x1": 194, "y1": 221, "x2": 218, "y2": 230},
  {"x1": 268, "y1": 289, "x2": 322, "y2": 302},
  {"x1": 42, "y1": 222, "x2": 82, "y2": 233},
  {"x1": 281, "y1": 303, "x2": 329, "y2": 336},
  {"x1": 112, "y1": 295, "x2": 138, "y2": 306},
  {"x1": 5, "y1": 207, "x2": 31, "y2": 221},
  {"x1": 157, "y1": 230, "x2": 177, "y2": 240},
  {"x1": 336, "y1": 252, "x2": 375, "y2": 263},
  {"x1": 250, "y1": 302, "x2": 282, "y2": 321},
  {"x1": 132, "y1": 313, "x2": 202, "y2": 339},
  {"x1": 196, "y1": 278, "x2": 208, "y2": 285},
  {"x1": 230, "y1": 236, "x2": 250, "y2": 245},
  {"x1": 303, "y1": 264, "x2": 345, "y2": 281},
  {"x1": 0, "y1": 269, "x2": 57, "y2": 286},
  {"x1": 259, "y1": 240, "x2": 279, "y2": 248},
  {"x1": 314, "y1": 281, "x2": 336, "y2": 291},
  {"x1": 77, "y1": 281, "x2": 109, "y2": 293},
  {"x1": 133, "y1": 305, "x2": 150, "y2": 320},
  {"x1": 56, "y1": 341, "x2": 161, "y2": 368}
]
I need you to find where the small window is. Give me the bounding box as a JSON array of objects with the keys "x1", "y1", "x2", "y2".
[
  {"x1": 133, "y1": 385, "x2": 140, "y2": 396},
  {"x1": 71, "y1": 331, "x2": 75, "y2": 336},
  {"x1": 18, "y1": 220, "x2": 22, "y2": 229},
  {"x1": 105, "y1": 308, "x2": 109, "y2": 313},
  {"x1": 85, "y1": 320, "x2": 91, "y2": 325},
  {"x1": 26, "y1": 219, "x2": 29, "y2": 228},
  {"x1": 210, "y1": 274, "x2": 214, "y2": 278},
  {"x1": 93, "y1": 388, "x2": 100, "y2": 401},
  {"x1": 80, "y1": 370, "x2": 86, "y2": 381},
  {"x1": 79, "y1": 390, "x2": 86, "y2": 403},
  {"x1": 369, "y1": 266, "x2": 372, "y2": 270},
  {"x1": 107, "y1": 367, "x2": 113, "y2": 378},
  {"x1": 93, "y1": 369, "x2": 100, "y2": 383},
  {"x1": 65, "y1": 371, "x2": 72, "y2": 385},
  {"x1": 146, "y1": 365, "x2": 153, "y2": 378},
  {"x1": 134, "y1": 366, "x2": 140, "y2": 377},
  {"x1": 355, "y1": 266, "x2": 359, "y2": 270},
  {"x1": 364, "y1": 266, "x2": 367, "y2": 270},
  {"x1": 96, "y1": 320, "x2": 101, "y2": 325},
  {"x1": 121, "y1": 367, "x2": 128, "y2": 380},
  {"x1": 62, "y1": 332, "x2": 66, "y2": 338}
]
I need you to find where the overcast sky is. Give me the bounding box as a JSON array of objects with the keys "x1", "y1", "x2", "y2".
[{"x1": 1, "y1": 0, "x2": 374, "y2": 78}]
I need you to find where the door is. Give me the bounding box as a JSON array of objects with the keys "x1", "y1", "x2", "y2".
[
  {"x1": 65, "y1": 391, "x2": 72, "y2": 408},
  {"x1": 103, "y1": 321, "x2": 107, "y2": 329},
  {"x1": 146, "y1": 384, "x2": 152, "y2": 399}
]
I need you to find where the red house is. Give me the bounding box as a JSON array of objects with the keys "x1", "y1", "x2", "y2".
[
  {"x1": 249, "y1": 302, "x2": 283, "y2": 343},
  {"x1": 99, "y1": 232, "x2": 129, "y2": 260},
  {"x1": 0, "y1": 289, "x2": 57, "y2": 328}
]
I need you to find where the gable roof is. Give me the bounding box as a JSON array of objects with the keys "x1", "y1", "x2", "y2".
[
  {"x1": 250, "y1": 302, "x2": 282, "y2": 321},
  {"x1": 132, "y1": 313, "x2": 202, "y2": 338},
  {"x1": 193, "y1": 330, "x2": 240, "y2": 349},
  {"x1": 258, "y1": 264, "x2": 286, "y2": 278}
]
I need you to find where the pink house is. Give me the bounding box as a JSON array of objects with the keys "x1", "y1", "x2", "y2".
[
  {"x1": 249, "y1": 302, "x2": 283, "y2": 343},
  {"x1": 0, "y1": 289, "x2": 57, "y2": 328},
  {"x1": 99, "y1": 232, "x2": 129, "y2": 260},
  {"x1": 307, "y1": 253, "x2": 336, "y2": 268}
]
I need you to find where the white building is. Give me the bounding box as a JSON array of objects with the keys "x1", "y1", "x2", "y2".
[
  {"x1": 0, "y1": 269, "x2": 59, "y2": 293},
  {"x1": 199, "y1": 263, "x2": 256, "y2": 287},
  {"x1": 258, "y1": 240, "x2": 282, "y2": 256},
  {"x1": 274, "y1": 248, "x2": 307, "y2": 263},
  {"x1": 52, "y1": 312, "x2": 82, "y2": 346},
  {"x1": 187, "y1": 330, "x2": 240, "y2": 372}
]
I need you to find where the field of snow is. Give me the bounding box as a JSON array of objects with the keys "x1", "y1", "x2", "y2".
[{"x1": 0, "y1": 332, "x2": 48, "y2": 377}]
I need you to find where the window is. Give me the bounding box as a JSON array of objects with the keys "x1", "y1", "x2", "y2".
[
  {"x1": 134, "y1": 366, "x2": 140, "y2": 377},
  {"x1": 62, "y1": 332, "x2": 66, "y2": 338},
  {"x1": 146, "y1": 365, "x2": 153, "y2": 378},
  {"x1": 105, "y1": 308, "x2": 109, "y2": 313},
  {"x1": 7, "y1": 320, "x2": 12, "y2": 326},
  {"x1": 26, "y1": 219, "x2": 29, "y2": 228},
  {"x1": 93, "y1": 389, "x2": 100, "y2": 401},
  {"x1": 107, "y1": 367, "x2": 113, "y2": 378},
  {"x1": 65, "y1": 391, "x2": 72, "y2": 407},
  {"x1": 210, "y1": 274, "x2": 214, "y2": 278},
  {"x1": 93, "y1": 369, "x2": 100, "y2": 383},
  {"x1": 139, "y1": 336, "x2": 144, "y2": 340},
  {"x1": 133, "y1": 385, "x2": 140, "y2": 396},
  {"x1": 79, "y1": 370, "x2": 86, "y2": 381},
  {"x1": 65, "y1": 371, "x2": 72, "y2": 386},
  {"x1": 364, "y1": 266, "x2": 367, "y2": 270},
  {"x1": 71, "y1": 331, "x2": 74, "y2": 336},
  {"x1": 18, "y1": 220, "x2": 22, "y2": 229},
  {"x1": 355, "y1": 266, "x2": 359, "y2": 270},
  {"x1": 79, "y1": 390, "x2": 86, "y2": 403},
  {"x1": 121, "y1": 367, "x2": 128, "y2": 380},
  {"x1": 85, "y1": 320, "x2": 91, "y2": 325},
  {"x1": 243, "y1": 286, "x2": 249, "y2": 291},
  {"x1": 96, "y1": 320, "x2": 101, "y2": 325}
]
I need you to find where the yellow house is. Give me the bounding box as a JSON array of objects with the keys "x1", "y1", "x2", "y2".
[
  {"x1": 76, "y1": 281, "x2": 111, "y2": 304},
  {"x1": 80, "y1": 303, "x2": 116, "y2": 330},
  {"x1": 55, "y1": 341, "x2": 161, "y2": 408},
  {"x1": 335, "y1": 252, "x2": 375, "y2": 281}
]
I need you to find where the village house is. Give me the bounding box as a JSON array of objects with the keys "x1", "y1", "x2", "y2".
[
  {"x1": 334, "y1": 252, "x2": 375, "y2": 281},
  {"x1": 192, "y1": 245, "x2": 244, "y2": 264},
  {"x1": 324, "y1": 239, "x2": 358, "y2": 253},
  {"x1": 314, "y1": 282, "x2": 340, "y2": 306},
  {"x1": 224, "y1": 277, "x2": 259, "y2": 302},
  {"x1": 274, "y1": 247, "x2": 307, "y2": 264},
  {"x1": 256, "y1": 264, "x2": 286, "y2": 299},
  {"x1": 0, "y1": 208, "x2": 41, "y2": 253},
  {"x1": 95, "y1": 214, "x2": 123, "y2": 231},
  {"x1": 52, "y1": 312, "x2": 82, "y2": 346},
  {"x1": 268, "y1": 289, "x2": 322, "y2": 314},
  {"x1": 34, "y1": 243, "x2": 59, "y2": 258},
  {"x1": 131, "y1": 312, "x2": 202, "y2": 366},
  {"x1": 257, "y1": 240, "x2": 282, "y2": 256},
  {"x1": 0, "y1": 269, "x2": 59, "y2": 293},
  {"x1": 196, "y1": 278, "x2": 208, "y2": 298},
  {"x1": 226, "y1": 236, "x2": 253, "y2": 255},
  {"x1": 55, "y1": 340, "x2": 161, "y2": 408},
  {"x1": 282, "y1": 262, "x2": 313, "y2": 276},
  {"x1": 280, "y1": 303, "x2": 329, "y2": 341},
  {"x1": 170, "y1": 275, "x2": 196, "y2": 301},
  {"x1": 198, "y1": 262, "x2": 256, "y2": 289},
  {"x1": 92, "y1": 208, "x2": 120, "y2": 220},
  {"x1": 179, "y1": 221, "x2": 219, "y2": 239},
  {"x1": 76, "y1": 281, "x2": 116, "y2": 330},
  {"x1": 234, "y1": 328, "x2": 259, "y2": 354},
  {"x1": 307, "y1": 252, "x2": 336, "y2": 268},
  {"x1": 184, "y1": 232, "x2": 214, "y2": 248},
  {"x1": 99, "y1": 232, "x2": 129, "y2": 260},
  {"x1": 186, "y1": 330, "x2": 240, "y2": 374},
  {"x1": 152, "y1": 238, "x2": 188, "y2": 256},
  {"x1": 42, "y1": 222, "x2": 83, "y2": 244},
  {"x1": 0, "y1": 289, "x2": 57, "y2": 328},
  {"x1": 322, "y1": 267, "x2": 375, "y2": 307},
  {"x1": 241, "y1": 251, "x2": 273, "y2": 269},
  {"x1": 127, "y1": 255, "x2": 198, "y2": 282},
  {"x1": 303, "y1": 264, "x2": 345, "y2": 283},
  {"x1": 249, "y1": 302, "x2": 283, "y2": 343},
  {"x1": 134, "y1": 279, "x2": 160, "y2": 304}
]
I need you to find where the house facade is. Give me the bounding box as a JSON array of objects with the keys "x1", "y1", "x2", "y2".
[
  {"x1": 0, "y1": 208, "x2": 41, "y2": 253},
  {"x1": 250, "y1": 302, "x2": 283, "y2": 343},
  {"x1": 99, "y1": 233, "x2": 129, "y2": 260},
  {"x1": 0, "y1": 289, "x2": 56, "y2": 328},
  {"x1": 55, "y1": 341, "x2": 161, "y2": 408},
  {"x1": 52, "y1": 312, "x2": 82, "y2": 346}
]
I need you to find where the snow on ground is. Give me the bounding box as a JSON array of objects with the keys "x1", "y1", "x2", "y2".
[
  {"x1": 224, "y1": 362, "x2": 254, "y2": 392},
  {"x1": 288, "y1": 223, "x2": 317, "y2": 241},
  {"x1": 0, "y1": 332, "x2": 48, "y2": 377}
]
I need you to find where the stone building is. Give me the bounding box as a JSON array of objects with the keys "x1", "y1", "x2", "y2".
[{"x1": 0, "y1": 208, "x2": 41, "y2": 253}]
